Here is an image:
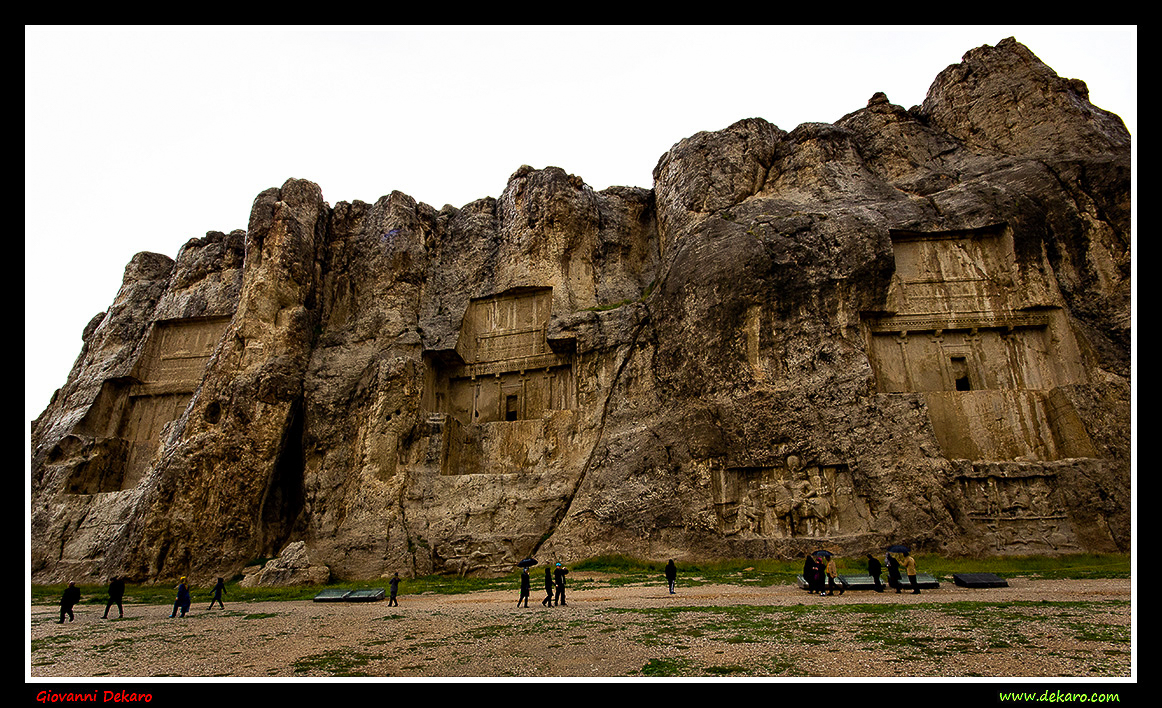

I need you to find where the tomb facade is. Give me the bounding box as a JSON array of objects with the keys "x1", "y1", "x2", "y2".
[
  {"x1": 421, "y1": 288, "x2": 579, "y2": 477},
  {"x1": 863, "y1": 225, "x2": 1095, "y2": 462},
  {"x1": 61, "y1": 316, "x2": 230, "y2": 493}
]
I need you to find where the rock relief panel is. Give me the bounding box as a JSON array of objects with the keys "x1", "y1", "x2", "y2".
[
  {"x1": 709, "y1": 456, "x2": 873, "y2": 539},
  {"x1": 955, "y1": 464, "x2": 1080, "y2": 552}
]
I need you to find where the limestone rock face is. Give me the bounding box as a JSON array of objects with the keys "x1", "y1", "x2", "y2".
[
  {"x1": 31, "y1": 38, "x2": 1131, "y2": 586},
  {"x1": 238, "y1": 541, "x2": 330, "y2": 587}
]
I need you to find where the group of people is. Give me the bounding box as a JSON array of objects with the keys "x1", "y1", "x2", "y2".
[
  {"x1": 864, "y1": 551, "x2": 922, "y2": 594},
  {"x1": 57, "y1": 577, "x2": 131, "y2": 624},
  {"x1": 802, "y1": 553, "x2": 846, "y2": 596},
  {"x1": 168, "y1": 576, "x2": 227, "y2": 617},
  {"x1": 803, "y1": 550, "x2": 922, "y2": 596},
  {"x1": 517, "y1": 562, "x2": 570, "y2": 607},
  {"x1": 55, "y1": 551, "x2": 922, "y2": 624},
  {"x1": 521, "y1": 559, "x2": 680, "y2": 606},
  {"x1": 57, "y1": 575, "x2": 228, "y2": 623}
]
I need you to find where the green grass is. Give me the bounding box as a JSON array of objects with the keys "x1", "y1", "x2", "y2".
[
  {"x1": 290, "y1": 649, "x2": 378, "y2": 676},
  {"x1": 575, "y1": 552, "x2": 1129, "y2": 587},
  {"x1": 638, "y1": 657, "x2": 693, "y2": 676},
  {"x1": 30, "y1": 552, "x2": 1129, "y2": 607}
]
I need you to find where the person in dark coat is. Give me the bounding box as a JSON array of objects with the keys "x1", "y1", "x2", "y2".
[
  {"x1": 805, "y1": 554, "x2": 825, "y2": 596},
  {"x1": 208, "y1": 578, "x2": 226, "y2": 610},
  {"x1": 553, "y1": 563, "x2": 568, "y2": 606},
  {"x1": 58, "y1": 581, "x2": 81, "y2": 624},
  {"x1": 103, "y1": 577, "x2": 125, "y2": 618},
  {"x1": 170, "y1": 577, "x2": 191, "y2": 618},
  {"x1": 886, "y1": 554, "x2": 902, "y2": 593},
  {"x1": 542, "y1": 566, "x2": 554, "y2": 607},
  {"x1": 388, "y1": 572, "x2": 400, "y2": 607},
  {"x1": 866, "y1": 554, "x2": 884, "y2": 592},
  {"x1": 665, "y1": 559, "x2": 677, "y2": 594},
  {"x1": 518, "y1": 567, "x2": 531, "y2": 607}
]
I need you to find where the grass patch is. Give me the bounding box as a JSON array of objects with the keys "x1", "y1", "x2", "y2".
[
  {"x1": 638, "y1": 657, "x2": 693, "y2": 676},
  {"x1": 30, "y1": 553, "x2": 1128, "y2": 609},
  {"x1": 291, "y1": 649, "x2": 378, "y2": 677}
]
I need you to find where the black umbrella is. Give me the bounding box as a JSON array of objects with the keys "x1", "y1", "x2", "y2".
[
  {"x1": 811, "y1": 550, "x2": 833, "y2": 558},
  {"x1": 517, "y1": 557, "x2": 538, "y2": 568},
  {"x1": 887, "y1": 545, "x2": 910, "y2": 554}
]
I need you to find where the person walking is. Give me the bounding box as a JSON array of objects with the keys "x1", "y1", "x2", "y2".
[
  {"x1": 866, "y1": 554, "x2": 884, "y2": 593},
  {"x1": 208, "y1": 578, "x2": 226, "y2": 610},
  {"x1": 665, "y1": 559, "x2": 677, "y2": 594},
  {"x1": 542, "y1": 566, "x2": 554, "y2": 607},
  {"x1": 553, "y1": 563, "x2": 568, "y2": 606},
  {"x1": 388, "y1": 572, "x2": 400, "y2": 607},
  {"x1": 58, "y1": 581, "x2": 81, "y2": 624},
  {"x1": 886, "y1": 553, "x2": 902, "y2": 593},
  {"x1": 518, "y1": 567, "x2": 531, "y2": 607},
  {"x1": 170, "y1": 577, "x2": 191, "y2": 618},
  {"x1": 103, "y1": 576, "x2": 125, "y2": 619},
  {"x1": 904, "y1": 551, "x2": 920, "y2": 594},
  {"x1": 826, "y1": 556, "x2": 844, "y2": 595}
]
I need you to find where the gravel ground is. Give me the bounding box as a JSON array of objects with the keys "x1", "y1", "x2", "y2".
[{"x1": 29, "y1": 576, "x2": 1132, "y2": 679}]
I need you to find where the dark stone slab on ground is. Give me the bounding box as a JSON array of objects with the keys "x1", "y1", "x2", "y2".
[{"x1": 953, "y1": 573, "x2": 1009, "y2": 588}]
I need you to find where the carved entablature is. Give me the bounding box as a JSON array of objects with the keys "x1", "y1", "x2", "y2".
[
  {"x1": 708, "y1": 456, "x2": 873, "y2": 539},
  {"x1": 131, "y1": 317, "x2": 230, "y2": 395},
  {"x1": 865, "y1": 311, "x2": 1051, "y2": 336}
]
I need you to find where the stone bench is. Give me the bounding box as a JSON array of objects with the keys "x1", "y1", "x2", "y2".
[
  {"x1": 312, "y1": 588, "x2": 386, "y2": 602},
  {"x1": 797, "y1": 573, "x2": 941, "y2": 591}
]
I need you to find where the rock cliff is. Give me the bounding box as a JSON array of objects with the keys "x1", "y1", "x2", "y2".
[{"x1": 31, "y1": 38, "x2": 1131, "y2": 585}]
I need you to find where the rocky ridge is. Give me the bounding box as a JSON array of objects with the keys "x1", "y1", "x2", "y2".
[{"x1": 31, "y1": 38, "x2": 1131, "y2": 586}]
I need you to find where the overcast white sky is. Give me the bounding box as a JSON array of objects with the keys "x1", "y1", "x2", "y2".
[{"x1": 25, "y1": 25, "x2": 1136, "y2": 425}]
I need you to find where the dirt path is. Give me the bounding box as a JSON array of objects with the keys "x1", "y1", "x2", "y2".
[{"x1": 29, "y1": 576, "x2": 1132, "y2": 679}]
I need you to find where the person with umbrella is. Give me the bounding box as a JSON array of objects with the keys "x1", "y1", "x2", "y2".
[
  {"x1": 518, "y1": 566, "x2": 531, "y2": 607},
  {"x1": 515, "y1": 557, "x2": 537, "y2": 608},
  {"x1": 803, "y1": 552, "x2": 825, "y2": 595}
]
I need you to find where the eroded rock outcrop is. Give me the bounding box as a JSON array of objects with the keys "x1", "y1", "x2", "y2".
[{"x1": 31, "y1": 38, "x2": 1131, "y2": 585}]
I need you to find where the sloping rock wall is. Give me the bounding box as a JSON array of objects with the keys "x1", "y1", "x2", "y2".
[{"x1": 31, "y1": 38, "x2": 1130, "y2": 585}]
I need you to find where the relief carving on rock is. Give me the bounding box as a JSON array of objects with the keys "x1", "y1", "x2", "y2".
[
  {"x1": 956, "y1": 464, "x2": 1080, "y2": 552},
  {"x1": 711, "y1": 456, "x2": 873, "y2": 539}
]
